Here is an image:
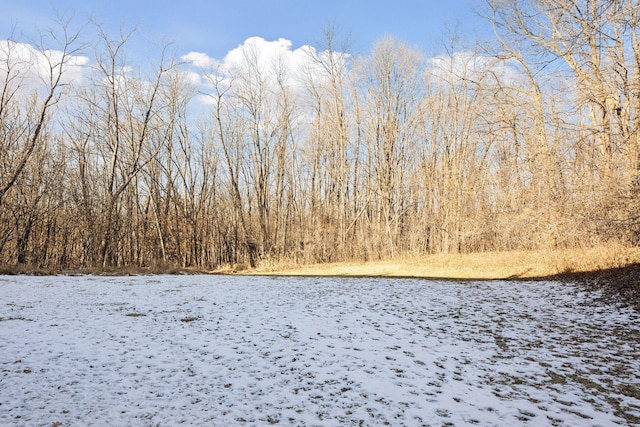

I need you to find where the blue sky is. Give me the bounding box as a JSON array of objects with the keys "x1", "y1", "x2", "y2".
[{"x1": 2, "y1": 0, "x2": 485, "y2": 59}]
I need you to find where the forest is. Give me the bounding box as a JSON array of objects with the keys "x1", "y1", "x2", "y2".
[{"x1": 0, "y1": 0, "x2": 638, "y2": 271}]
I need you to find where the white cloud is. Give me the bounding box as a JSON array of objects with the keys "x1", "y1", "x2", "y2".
[
  {"x1": 183, "y1": 69, "x2": 203, "y2": 86},
  {"x1": 427, "y1": 51, "x2": 521, "y2": 87},
  {"x1": 222, "y1": 37, "x2": 295, "y2": 72},
  {"x1": 0, "y1": 39, "x2": 89, "y2": 92},
  {"x1": 216, "y1": 36, "x2": 305, "y2": 91},
  {"x1": 193, "y1": 93, "x2": 216, "y2": 106},
  {"x1": 181, "y1": 51, "x2": 219, "y2": 69},
  {"x1": 0, "y1": 40, "x2": 89, "y2": 84},
  {"x1": 182, "y1": 37, "x2": 350, "y2": 103}
]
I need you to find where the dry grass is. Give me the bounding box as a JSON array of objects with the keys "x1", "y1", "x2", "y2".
[
  {"x1": 2, "y1": 245, "x2": 638, "y2": 281},
  {"x1": 0, "y1": 264, "x2": 62, "y2": 276},
  {"x1": 243, "y1": 244, "x2": 640, "y2": 279}
]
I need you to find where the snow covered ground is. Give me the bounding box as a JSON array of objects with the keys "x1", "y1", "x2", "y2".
[{"x1": 1, "y1": 275, "x2": 639, "y2": 426}]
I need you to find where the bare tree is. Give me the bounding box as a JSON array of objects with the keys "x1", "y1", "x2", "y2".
[
  {"x1": 78, "y1": 26, "x2": 172, "y2": 267},
  {"x1": 306, "y1": 24, "x2": 354, "y2": 259},
  {"x1": 487, "y1": 0, "x2": 640, "y2": 243},
  {"x1": 355, "y1": 36, "x2": 424, "y2": 257},
  {"x1": 0, "y1": 19, "x2": 83, "y2": 207}
]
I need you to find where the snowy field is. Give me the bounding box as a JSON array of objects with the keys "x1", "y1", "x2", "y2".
[{"x1": 1, "y1": 275, "x2": 639, "y2": 426}]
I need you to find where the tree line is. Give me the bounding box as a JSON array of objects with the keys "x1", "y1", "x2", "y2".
[{"x1": 1, "y1": 0, "x2": 638, "y2": 271}]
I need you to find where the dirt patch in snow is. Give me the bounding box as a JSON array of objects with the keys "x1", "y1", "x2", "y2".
[{"x1": 531, "y1": 263, "x2": 640, "y2": 311}]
